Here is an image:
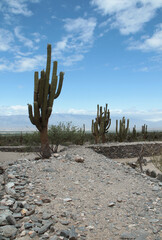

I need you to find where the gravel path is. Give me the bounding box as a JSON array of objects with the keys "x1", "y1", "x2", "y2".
[{"x1": 0, "y1": 145, "x2": 161, "y2": 239}]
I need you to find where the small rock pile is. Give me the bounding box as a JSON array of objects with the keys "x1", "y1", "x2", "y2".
[{"x1": 0, "y1": 159, "x2": 78, "y2": 240}]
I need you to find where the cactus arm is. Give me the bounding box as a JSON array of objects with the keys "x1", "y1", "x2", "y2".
[
  {"x1": 38, "y1": 71, "x2": 45, "y2": 107},
  {"x1": 28, "y1": 104, "x2": 35, "y2": 125},
  {"x1": 54, "y1": 72, "x2": 64, "y2": 99},
  {"x1": 46, "y1": 44, "x2": 51, "y2": 82},
  {"x1": 34, "y1": 72, "x2": 39, "y2": 102}
]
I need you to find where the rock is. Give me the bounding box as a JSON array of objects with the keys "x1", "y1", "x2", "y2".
[
  {"x1": 38, "y1": 221, "x2": 53, "y2": 235},
  {"x1": 108, "y1": 202, "x2": 115, "y2": 207},
  {"x1": 60, "y1": 220, "x2": 70, "y2": 225},
  {"x1": 120, "y1": 232, "x2": 136, "y2": 239},
  {"x1": 152, "y1": 186, "x2": 160, "y2": 191},
  {"x1": 42, "y1": 212, "x2": 52, "y2": 220},
  {"x1": 150, "y1": 171, "x2": 156, "y2": 178},
  {"x1": 69, "y1": 226, "x2": 77, "y2": 240},
  {"x1": 0, "y1": 167, "x2": 4, "y2": 174},
  {"x1": 50, "y1": 236, "x2": 59, "y2": 240},
  {"x1": 42, "y1": 198, "x2": 51, "y2": 203},
  {"x1": 63, "y1": 198, "x2": 72, "y2": 202},
  {"x1": 24, "y1": 222, "x2": 33, "y2": 229},
  {"x1": 75, "y1": 156, "x2": 84, "y2": 163},
  {"x1": 157, "y1": 173, "x2": 162, "y2": 182},
  {"x1": 0, "y1": 210, "x2": 13, "y2": 226},
  {"x1": 60, "y1": 229, "x2": 70, "y2": 238},
  {"x1": 6, "y1": 215, "x2": 16, "y2": 225},
  {"x1": 0, "y1": 225, "x2": 17, "y2": 238}
]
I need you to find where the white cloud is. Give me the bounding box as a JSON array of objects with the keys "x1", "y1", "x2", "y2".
[
  {"x1": 54, "y1": 17, "x2": 97, "y2": 66},
  {"x1": 0, "y1": 54, "x2": 46, "y2": 72},
  {"x1": 1, "y1": 0, "x2": 41, "y2": 17},
  {"x1": 129, "y1": 24, "x2": 162, "y2": 51},
  {"x1": 14, "y1": 26, "x2": 34, "y2": 48},
  {"x1": 0, "y1": 28, "x2": 14, "y2": 51},
  {"x1": 0, "y1": 105, "x2": 28, "y2": 115},
  {"x1": 75, "y1": 5, "x2": 81, "y2": 11},
  {"x1": 91, "y1": 0, "x2": 162, "y2": 35}
]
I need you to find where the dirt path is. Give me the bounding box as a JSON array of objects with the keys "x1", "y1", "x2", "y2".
[{"x1": 0, "y1": 145, "x2": 161, "y2": 239}]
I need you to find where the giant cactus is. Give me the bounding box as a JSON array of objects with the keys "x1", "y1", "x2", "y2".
[
  {"x1": 92, "y1": 104, "x2": 111, "y2": 143},
  {"x1": 28, "y1": 44, "x2": 64, "y2": 158},
  {"x1": 116, "y1": 117, "x2": 129, "y2": 142}
]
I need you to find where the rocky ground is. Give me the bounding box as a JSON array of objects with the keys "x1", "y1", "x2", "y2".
[{"x1": 0, "y1": 144, "x2": 161, "y2": 240}]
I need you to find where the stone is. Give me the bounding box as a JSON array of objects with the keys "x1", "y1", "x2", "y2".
[
  {"x1": 150, "y1": 171, "x2": 157, "y2": 178},
  {"x1": 6, "y1": 215, "x2": 16, "y2": 225},
  {"x1": 0, "y1": 225, "x2": 17, "y2": 238},
  {"x1": 42, "y1": 198, "x2": 51, "y2": 203},
  {"x1": 24, "y1": 222, "x2": 33, "y2": 229},
  {"x1": 120, "y1": 232, "x2": 136, "y2": 239},
  {"x1": 50, "y1": 236, "x2": 59, "y2": 240},
  {"x1": 60, "y1": 230, "x2": 70, "y2": 238},
  {"x1": 152, "y1": 186, "x2": 160, "y2": 191},
  {"x1": 63, "y1": 198, "x2": 72, "y2": 202},
  {"x1": 5, "y1": 182, "x2": 16, "y2": 196},
  {"x1": 75, "y1": 156, "x2": 84, "y2": 163},
  {"x1": 69, "y1": 226, "x2": 77, "y2": 240},
  {"x1": 0, "y1": 210, "x2": 13, "y2": 226},
  {"x1": 38, "y1": 221, "x2": 53, "y2": 235},
  {"x1": 108, "y1": 202, "x2": 115, "y2": 207},
  {"x1": 42, "y1": 212, "x2": 52, "y2": 220},
  {"x1": 157, "y1": 174, "x2": 162, "y2": 182}
]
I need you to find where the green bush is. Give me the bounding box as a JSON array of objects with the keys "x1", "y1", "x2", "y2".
[{"x1": 48, "y1": 122, "x2": 87, "y2": 150}]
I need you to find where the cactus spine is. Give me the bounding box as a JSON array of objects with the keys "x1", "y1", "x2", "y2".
[
  {"x1": 116, "y1": 117, "x2": 129, "y2": 142},
  {"x1": 28, "y1": 44, "x2": 64, "y2": 158},
  {"x1": 92, "y1": 104, "x2": 111, "y2": 143}
]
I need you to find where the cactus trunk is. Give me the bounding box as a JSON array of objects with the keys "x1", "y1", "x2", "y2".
[{"x1": 40, "y1": 126, "x2": 51, "y2": 158}]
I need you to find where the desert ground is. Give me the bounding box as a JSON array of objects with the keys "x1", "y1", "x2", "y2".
[{"x1": 0, "y1": 144, "x2": 161, "y2": 239}]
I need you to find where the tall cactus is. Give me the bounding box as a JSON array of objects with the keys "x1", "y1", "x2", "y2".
[
  {"x1": 142, "y1": 124, "x2": 148, "y2": 139},
  {"x1": 92, "y1": 104, "x2": 111, "y2": 143},
  {"x1": 116, "y1": 117, "x2": 129, "y2": 142},
  {"x1": 28, "y1": 44, "x2": 64, "y2": 158}
]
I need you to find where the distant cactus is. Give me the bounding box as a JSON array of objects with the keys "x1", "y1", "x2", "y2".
[
  {"x1": 28, "y1": 44, "x2": 64, "y2": 158},
  {"x1": 92, "y1": 104, "x2": 111, "y2": 143},
  {"x1": 132, "y1": 125, "x2": 137, "y2": 139},
  {"x1": 116, "y1": 117, "x2": 129, "y2": 142},
  {"x1": 142, "y1": 124, "x2": 148, "y2": 139}
]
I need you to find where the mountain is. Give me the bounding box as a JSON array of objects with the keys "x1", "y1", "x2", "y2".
[{"x1": 0, "y1": 114, "x2": 162, "y2": 132}]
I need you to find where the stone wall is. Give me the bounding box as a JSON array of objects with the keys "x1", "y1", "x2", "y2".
[{"x1": 90, "y1": 142, "x2": 162, "y2": 159}]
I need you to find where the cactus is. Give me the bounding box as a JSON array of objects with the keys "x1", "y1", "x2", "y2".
[
  {"x1": 28, "y1": 44, "x2": 64, "y2": 158},
  {"x1": 132, "y1": 125, "x2": 137, "y2": 139},
  {"x1": 142, "y1": 124, "x2": 148, "y2": 139},
  {"x1": 92, "y1": 104, "x2": 111, "y2": 143},
  {"x1": 116, "y1": 117, "x2": 129, "y2": 142}
]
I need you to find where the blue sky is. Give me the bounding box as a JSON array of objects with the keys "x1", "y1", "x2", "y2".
[{"x1": 0, "y1": 0, "x2": 162, "y2": 123}]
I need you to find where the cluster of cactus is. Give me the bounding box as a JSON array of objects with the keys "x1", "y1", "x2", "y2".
[
  {"x1": 28, "y1": 44, "x2": 64, "y2": 158},
  {"x1": 92, "y1": 104, "x2": 111, "y2": 143},
  {"x1": 116, "y1": 117, "x2": 129, "y2": 142}
]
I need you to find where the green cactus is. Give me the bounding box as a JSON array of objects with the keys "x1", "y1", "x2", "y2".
[
  {"x1": 116, "y1": 117, "x2": 129, "y2": 142},
  {"x1": 132, "y1": 125, "x2": 137, "y2": 139},
  {"x1": 28, "y1": 44, "x2": 64, "y2": 158},
  {"x1": 92, "y1": 104, "x2": 111, "y2": 143},
  {"x1": 142, "y1": 124, "x2": 148, "y2": 139}
]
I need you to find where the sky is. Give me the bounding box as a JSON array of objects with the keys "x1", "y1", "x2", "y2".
[{"x1": 0, "y1": 0, "x2": 162, "y2": 123}]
